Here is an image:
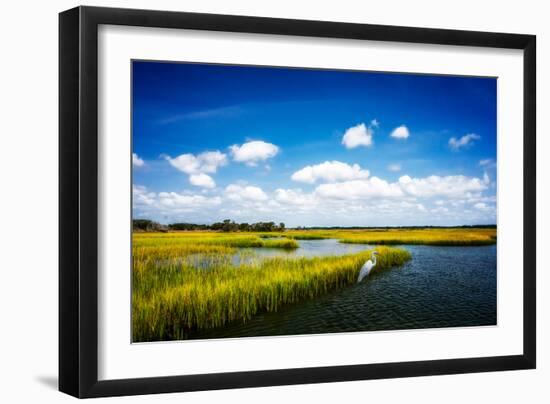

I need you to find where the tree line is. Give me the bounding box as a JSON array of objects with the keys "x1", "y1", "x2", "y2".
[{"x1": 133, "y1": 219, "x2": 285, "y2": 233}]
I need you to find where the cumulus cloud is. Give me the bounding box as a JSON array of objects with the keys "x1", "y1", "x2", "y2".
[
  {"x1": 225, "y1": 184, "x2": 268, "y2": 202},
  {"x1": 132, "y1": 153, "x2": 145, "y2": 168},
  {"x1": 230, "y1": 141, "x2": 279, "y2": 166},
  {"x1": 133, "y1": 185, "x2": 155, "y2": 206},
  {"x1": 387, "y1": 163, "x2": 401, "y2": 172},
  {"x1": 341, "y1": 123, "x2": 373, "y2": 149},
  {"x1": 274, "y1": 188, "x2": 317, "y2": 206},
  {"x1": 157, "y1": 192, "x2": 222, "y2": 208},
  {"x1": 449, "y1": 133, "x2": 480, "y2": 150},
  {"x1": 315, "y1": 177, "x2": 404, "y2": 199},
  {"x1": 165, "y1": 151, "x2": 227, "y2": 174},
  {"x1": 398, "y1": 174, "x2": 487, "y2": 198},
  {"x1": 189, "y1": 173, "x2": 215, "y2": 188},
  {"x1": 311, "y1": 173, "x2": 488, "y2": 201},
  {"x1": 291, "y1": 161, "x2": 370, "y2": 184},
  {"x1": 133, "y1": 184, "x2": 222, "y2": 218},
  {"x1": 165, "y1": 150, "x2": 227, "y2": 188},
  {"x1": 133, "y1": 166, "x2": 496, "y2": 226},
  {"x1": 390, "y1": 125, "x2": 409, "y2": 139}
]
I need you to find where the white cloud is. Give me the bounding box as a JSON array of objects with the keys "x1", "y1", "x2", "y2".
[
  {"x1": 198, "y1": 151, "x2": 229, "y2": 172},
  {"x1": 133, "y1": 166, "x2": 496, "y2": 227},
  {"x1": 132, "y1": 153, "x2": 145, "y2": 168},
  {"x1": 312, "y1": 173, "x2": 489, "y2": 201},
  {"x1": 225, "y1": 184, "x2": 268, "y2": 202},
  {"x1": 165, "y1": 151, "x2": 227, "y2": 189},
  {"x1": 387, "y1": 163, "x2": 401, "y2": 172},
  {"x1": 166, "y1": 151, "x2": 227, "y2": 174},
  {"x1": 341, "y1": 123, "x2": 373, "y2": 149},
  {"x1": 291, "y1": 161, "x2": 370, "y2": 184},
  {"x1": 133, "y1": 185, "x2": 155, "y2": 206},
  {"x1": 315, "y1": 177, "x2": 404, "y2": 199},
  {"x1": 449, "y1": 133, "x2": 480, "y2": 150},
  {"x1": 390, "y1": 125, "x2": 409, "y2": 139},
  {"x1": 189, "y1": 173, "x2": 215, "y2": 188},
  {"x1": 133, "y1": 185, "x2": 222, "y2": 219},
  {"x1": 157, "y1": 192, "x2": 222, "y2": 209},
  {"x1": 274, "y1": 188, "x2": 317, "y2": 206},
  {"x1": 398, "y1": 174, "x2": 487, "y2": 198},
  {"x1": 230, "y1": 141, "x2": 279, "y2": 166}
]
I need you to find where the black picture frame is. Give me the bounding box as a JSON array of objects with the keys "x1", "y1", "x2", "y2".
[{"x1": 59, "y1": 5, "x2": 536, "y2": 398}]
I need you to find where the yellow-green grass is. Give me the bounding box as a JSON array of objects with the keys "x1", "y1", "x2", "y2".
[
  {"x1": 133, "y1": 231, "x2": 298, "y2": 252},
  {"x1": 281, "y1": 228, "x2": 496, "y2": 246},
  {"x1": 133, "y1": 228, "x2": 496, "y2": 247},
  {"x1": 132, "y1": 228, "x2": 494, "y2": 341},
  {"x1": 284, "y1": 233, "x2": 329, "y2": 240},
  {"x1": 337, "y1": 229, "x2": 496, "y2": 246},
  {"x1": 132, "y1": 238, "x2": 410, "y2": 342}
]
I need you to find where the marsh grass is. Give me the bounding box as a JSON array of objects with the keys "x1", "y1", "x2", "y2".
[
  {"x1": 132, "y1": 236, "x2": 410, "y2": 342},
  {"x1": 334, "y1": 228, "x2": 496, "y2": 246},
  {"x1": 133, "y1": 231, "x2": 298, "y2": 251},
  {"x1": 132, "y1": 228, "x2": 494, "y2": 341},
  {"x1": 284, "y1": 233, "x2": 329, "y2": 240}
]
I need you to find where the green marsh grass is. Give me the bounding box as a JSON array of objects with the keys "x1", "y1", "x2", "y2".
[
  {"x1": 132, "y1": 228, "x2": 494, "y2": 341},
  {"x1": 132, "y1": 232, "x2": 410, "y2": 342},
  {"x1": 334, "y1": 228, "x2": 496, "y2": 246},
  {"x1": 281, "y1": 228, "x2": 496, "y2": 246}
]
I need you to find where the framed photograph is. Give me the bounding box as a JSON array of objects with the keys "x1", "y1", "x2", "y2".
[{"x1": 59, "y1": 6, "x2": 536, "y2": 398}]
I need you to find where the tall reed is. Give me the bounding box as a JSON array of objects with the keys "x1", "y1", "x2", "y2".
[{"x1": 132, "y1": 245, "x2": 410, "y2": 342}]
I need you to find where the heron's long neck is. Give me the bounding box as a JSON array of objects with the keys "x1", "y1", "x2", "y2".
[{"x1": 371, "y1": 254, "x2": 377, "y2": 265}]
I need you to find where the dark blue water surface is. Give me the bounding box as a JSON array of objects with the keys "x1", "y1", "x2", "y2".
[{"x1": 186, "y1": 243, "x2": 497, "y2": 340}]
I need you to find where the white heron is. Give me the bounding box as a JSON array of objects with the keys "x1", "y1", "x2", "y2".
[{"x1": 357, "y1": 251, "x2": 378, "y2": 283}]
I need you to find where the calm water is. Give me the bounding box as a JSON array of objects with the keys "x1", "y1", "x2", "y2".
[
  {"x1": 187, "y1": 241, "x2": 497, "y2": 340},
  {"x1": 234, "y1": 238, "x2": 373, "y2": 263}
]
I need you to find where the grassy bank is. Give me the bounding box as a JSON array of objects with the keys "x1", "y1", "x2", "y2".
[
  {"x1": 133, "y1": 231, "x2": 298, "y2": 253},
  {"x1": 336, "y1": 228, "x2": 496, "y2": 246},
  {"x1": 132, "y1": 241, "x2": 410, "y2": 342},
  {"x1": 282, "y1": 228, "x2": 497, "y2": 246}
]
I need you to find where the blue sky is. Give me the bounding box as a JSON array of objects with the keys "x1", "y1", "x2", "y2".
[{"x1": 132, "y1": 61, "x2": 497, "y2": 227}]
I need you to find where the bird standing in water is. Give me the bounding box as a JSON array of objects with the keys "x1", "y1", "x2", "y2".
[{"x1": 357, "y1": 251, "x2": 378, "y2": 283}]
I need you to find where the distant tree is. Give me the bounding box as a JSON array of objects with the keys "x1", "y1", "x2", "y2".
[
  {"x1": 133, "y1": 219, "x2": 168, "y2": 232},
  {"x1": 148, "y1": 219, "x2": 292, "y2": 233},
  {"x1": 210, "y1": 221, "x2": 223, "y2": 231},
  {"x1": 133, "y1": 219, "x2": 153, "y2": 231},
  {"x1": 169, "y1": 223, "x2": 208, "y2": 231},
  {"x1": 219, "y1": 219, "x2": 236, "y2": 232},
  {"x1": 239, "y1": 222, "x2": 250, "y2": 231}
]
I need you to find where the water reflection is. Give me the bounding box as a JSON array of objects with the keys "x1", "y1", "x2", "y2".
[{"x1": 233, "y1": 238, "x2": 373, "y2": 265}]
